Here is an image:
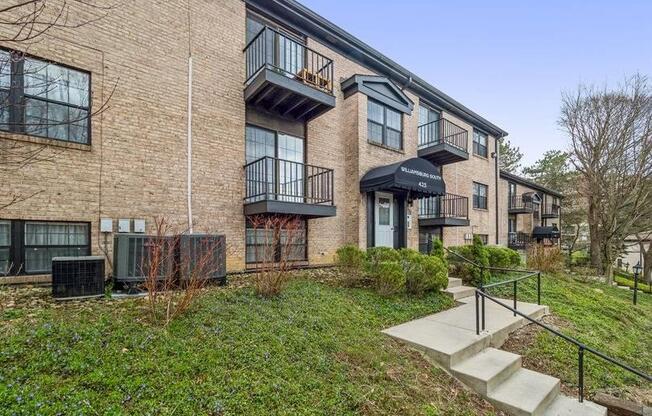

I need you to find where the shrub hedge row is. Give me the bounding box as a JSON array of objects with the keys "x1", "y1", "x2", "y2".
[{"x1": 335, "y1": 245, "x2": 448, "y2": 296}]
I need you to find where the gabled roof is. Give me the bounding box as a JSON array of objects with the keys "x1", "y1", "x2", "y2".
[
  {"x1": 500, "y1": 170, "x2": 564, "y2": 198},
  {"x1": 341, "y1": 75, "x2": 414, "y2": 114},
  {"x1": 245, "y1": 0, "x2": 508, "y2": 138}
]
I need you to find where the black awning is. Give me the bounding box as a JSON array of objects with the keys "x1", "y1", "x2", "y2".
[
  {"x1": 532, "y1": 226, "x2": 560, "y2": 239},
  {"x1": 360, "y1": 157, "x2": 446, "y2": 198}
]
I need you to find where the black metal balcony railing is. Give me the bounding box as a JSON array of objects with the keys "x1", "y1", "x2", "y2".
[
  {"x1": 244, "y1": 156, "x2": 334, "y2": 206},
  {"x1": 542, "y1": 204, "x2": 560, "y2": 217},
  {"x1": 508, "y1": 195, "x2": 536, "y2": 212},
  {"x1": 244, "y1": 26, "x2": 334, "y2": 94},
  {"x1": 508, "y1": 232, "x2": 533, "y2": 249},
  {"x1": 419, "y1": 193, "x2": 469, "y2": 220},
  {"x1": 418, "y1": 118, "x2": 468, "y2": 152}
]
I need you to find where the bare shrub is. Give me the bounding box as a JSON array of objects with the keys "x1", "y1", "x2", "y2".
[
  {"x1": 247, "y1": 214, "x2": 304, "y2": 298},
  {"x1": 141, "y1": 217, "x2": 225, "y2": 326},
  {"x1": 527, "y1": 244, "x2": 564, "y2": 273}
]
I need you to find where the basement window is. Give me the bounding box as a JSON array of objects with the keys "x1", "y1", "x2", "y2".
[
  {"x1": 0, "y1": 220, "x2": 90, "y2": 275},
  {"x1": 0, "y1": 49, "x2": 91, "y2": 144},
  {"x1": 245, "y1": 218, "x2": 307, "y2": 265}
]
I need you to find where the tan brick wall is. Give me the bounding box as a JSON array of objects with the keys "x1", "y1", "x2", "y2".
[
  {"x1": 0, "y1": 0, "x2": 511, "y2": 282},
  {"x1": 439, "y1": 111, "x2": 500, "y2": 247}
]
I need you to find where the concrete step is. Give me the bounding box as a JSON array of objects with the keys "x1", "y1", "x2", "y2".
[
  {"x1": 488, "y1": 368, "x2": 560, "y2": 416},
  {"x1": 447, "y1": 277, "x2": 463, "y2": 289},
  {"x1": 382, "y1": 318, "x2": 491, "y2": 368},
  {"x1": 444, "y1": 285, "x2": 476, "y2": 300},
  {"x1": 542, "y1": 395, "x2": 607, "y2": 416},
  {"x1": 450, "y1": 348, "x2": 522, "y2": 396}
]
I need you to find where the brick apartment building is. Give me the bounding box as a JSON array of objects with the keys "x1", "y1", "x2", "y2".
[
  {"x1": 0, "y1": 0, "x2": 560, "y2": 282},
  {"x1": 500, "y1": 171, "x2": 563, "y2": 250}
]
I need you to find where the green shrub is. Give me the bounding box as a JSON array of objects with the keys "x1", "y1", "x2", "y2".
[
  {"x1": 405, "y1": 255, "x2": 448, "y2": 295},
  {"x1": 366, "y1": 247, "x2": 401, "y2": 273},
  {"x1": 431, "y1": 237, "x2": 445, "y2": 259},
  {"x1": 486, "y1": 246, "x2": 521, "y2": 269},
  {"x1": 335, "y1": 245, "x2": 366, "y2": 284},
  {"x1": 374, "y1": 261, "x2": 406, "y2": 296},
  {"x1": 447, "y1": 237, "x2": 490, "y2": 286}
]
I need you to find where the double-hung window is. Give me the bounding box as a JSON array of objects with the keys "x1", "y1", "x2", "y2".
[
  {"x1": 473, "y1": 182, "x2": 488, "y2": 209},
  {"x1": 473, "y1": 129, "x2": 488, "y2": 157},
  {"x1": 368, "y1": 99, "x2": 402, "y2": 150},
  {"x1": 0, "y1": 49, "x2": 90, "y2": 144}
]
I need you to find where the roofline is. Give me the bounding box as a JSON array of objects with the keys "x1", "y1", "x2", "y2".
[
  {"x1": 246, "y1": 0, "x2": 509, "y2": 138},
  {"x1": 500, "y1": 170, "x2": 564, "y2": 198}
]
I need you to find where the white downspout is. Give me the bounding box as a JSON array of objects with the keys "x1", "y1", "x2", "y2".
[{"x1": 186, "y1": 56, "x2": 193, "y2": 234}]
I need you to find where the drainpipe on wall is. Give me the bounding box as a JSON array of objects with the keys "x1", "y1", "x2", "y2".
[
  {"x1": 186, "y1": 55, "x2": 193, "y2": 234},
  {"x1": 494, "y1": 134, "x2": 504, "y2": 245},
  {"x1": 186, "y1": 1, "x2": 194, "y2": 234}
]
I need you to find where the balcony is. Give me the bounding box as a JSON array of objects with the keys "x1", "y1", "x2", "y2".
[
  {"x1": 542, "y1": 203, "x2": 560, "y2": 218},
  {"x1": 244, "y1": 26, "x2": 336, "y2": 122},
  {"x1": 418, "y1": 193, "x2": 470, "y2": 227},
  {"x1": 508, "y1": 232, "x2": 533, "y2": 250},
  {"x1": 417, "y1": 119, "x2": 469, "y2": 165},
  {"x1": 243, "y1": 156, "x2": 336, "y2": 218},
  {"x1": 508, "y1": 195, "x2": 536, "y2": 214}
]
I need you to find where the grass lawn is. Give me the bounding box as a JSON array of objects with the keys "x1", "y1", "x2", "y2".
[
  {"x1": 0, "y1": 276, "x2": 500, "y2": 416},
  {"x1": 490, "y1": 273, "x2": 652, "y2": 404}
]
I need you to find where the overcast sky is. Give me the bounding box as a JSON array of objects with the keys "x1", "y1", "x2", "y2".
[{"x1": 300, "y1": 0, "x2": 652, "y2": 165}]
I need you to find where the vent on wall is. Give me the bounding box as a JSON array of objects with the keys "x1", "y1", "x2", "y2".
[{"x1": 52, "y1": 256, "x2": 105, "y2": 300}]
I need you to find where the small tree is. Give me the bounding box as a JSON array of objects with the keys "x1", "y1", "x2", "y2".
[
  {"x1": 247, "y1": 214, "x2": 304, "y2": 297},
  {"x1": 469, "y1": 235, "x2": 490, "y2": 286},
  {"x1": 141, "y1": 217, "x2": 225, "y2": 326}
]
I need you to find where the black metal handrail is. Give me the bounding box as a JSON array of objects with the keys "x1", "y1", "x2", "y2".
[
  {"x1": 418, "y1": 118, "x2": 468, "y2": 151},
  {"x1": 445, "y1": 247, "x2": 652, "y2": 402},
  {"x1": 508, "y1": 231, "x2": 533, "y2": 249},
  {"x1": 508, "y1": 195, "x2": 535, "y2": 211},
  {"x1": 419, "y1": 193, "x2": 468, "y2": 220},
  {"x1": 244, "y1": 26, "x2": 334, "y2": 94},
  {"x1": 243, "y1": 156, "x2": 334, "y2": 205},
  {"x1": 542, "y1": 203, "x2": 560, "y2": 217},
  {"x1": 475, "y1": 291, "x2": 652, "y2": 402}
]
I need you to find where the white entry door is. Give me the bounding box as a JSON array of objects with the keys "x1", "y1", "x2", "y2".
[{"x1": 375, "y1": 192, "x2": 394, "y2": 247}]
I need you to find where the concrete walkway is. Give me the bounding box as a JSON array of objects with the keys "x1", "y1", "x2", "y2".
[{"x1": 383, "y1": 280, "x2": 607, "y2": 416}]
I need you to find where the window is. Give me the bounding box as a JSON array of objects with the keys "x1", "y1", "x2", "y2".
[
  {"x1": 0, "y1": 220, "x2": 90, "y2": 275},
  {"x1": 0, "y1": 49, "x2": 90, "y2": 144},
  {"x1": 368, "y1": 99, "x2": 402, "y2": 150},
  {"x1": 245, "y1": 125, "x2": 305, "y2": 203},
  {"x1": 245, "y1": 218, "x2": 307, "y2": 264},
  {"x1": 418, "y1": 105, "x2": 440, "y2": 145},
  {"x1": 24, "y1": 222, "x2": 89, "y2": 273},
  {"x1": 0, "y1": 221, "x2": 9, "y2": 275},
  {"x1": 473, "y1": 182, "x2": 488, "y2": 209},
  {"x1": 472, "y1": 129, "x2": 488, "y2": 157},
  {"x1": 474, "y1": 234, "x2": 489, "y2": 245}
]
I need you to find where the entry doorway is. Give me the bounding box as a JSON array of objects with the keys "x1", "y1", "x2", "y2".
[{"x1": 374, "y1": 192, "x2": 394, "y2": 247}]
